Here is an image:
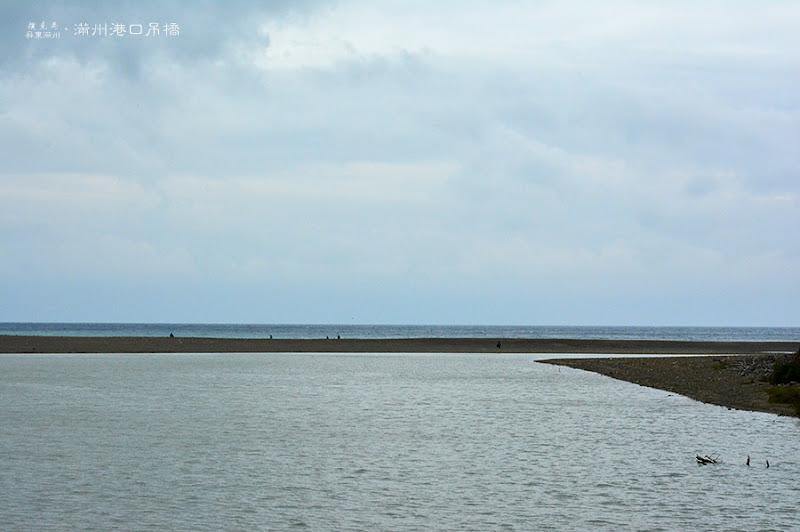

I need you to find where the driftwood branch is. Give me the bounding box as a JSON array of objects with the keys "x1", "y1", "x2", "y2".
[{"x1": 696, "y1": 454, "x2": 719, "y2": 465}]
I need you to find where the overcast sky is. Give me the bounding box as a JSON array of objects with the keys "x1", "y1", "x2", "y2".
[{"x1": 1, "y1": 1, "x2": 798, "y2": 325}]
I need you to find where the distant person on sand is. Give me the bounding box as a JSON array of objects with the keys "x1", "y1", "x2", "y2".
[
  {"x1": 170, "y1": 332, "x2": 174, "y2": 338},
  {"x1": 497, "y1": 341, "x2": 501, "y2": 348}
]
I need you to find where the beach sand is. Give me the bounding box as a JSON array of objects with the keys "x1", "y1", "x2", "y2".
[{"x1": 0, "y1": 335, "x2": 795, "y2": 355}]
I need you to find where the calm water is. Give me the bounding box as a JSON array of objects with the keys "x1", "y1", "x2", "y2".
[
  {"x1": 2, "y1": 323, "x2": 799, "y2": 341},
  {"x1": 1, "y1": 353, "x2": 798, "y2": 531}
]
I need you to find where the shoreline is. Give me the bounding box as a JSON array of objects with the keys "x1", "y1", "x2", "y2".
[
  {"x1": 540, "y1": 355, "x2": 797, "y2": 417},
  {"x1": 3, "y1": 335, "x2": 797, "y2": 417},
  {"x1": 0, "y1": 335, "x2": 797, "y2": 354}
]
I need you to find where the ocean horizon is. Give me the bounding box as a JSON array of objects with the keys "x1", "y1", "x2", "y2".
[{"x1": 1, "y1": 323, "x2": 799, "y2": 342}]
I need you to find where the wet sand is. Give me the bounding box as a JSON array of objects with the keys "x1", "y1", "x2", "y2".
[
  {"x1": 541, "y1": 354, "x2": 798, "y2": 417},
  {"x1": 0, "y1": 335, "x2": 796, "y2": 355}
]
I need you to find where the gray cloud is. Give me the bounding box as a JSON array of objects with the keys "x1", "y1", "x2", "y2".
[
  {"x1": 2, "y1": 1, "x2": 799, "y2": 324},
  {"x1": 1, "y1": 0, "x2": 335, "y2": 88}
]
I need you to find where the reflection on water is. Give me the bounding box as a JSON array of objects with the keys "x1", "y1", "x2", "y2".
[{"x1": 1, "y1": 353, "x2": 798, "y2": 531}]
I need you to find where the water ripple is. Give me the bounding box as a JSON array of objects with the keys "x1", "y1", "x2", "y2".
[{"x1": 1, "y1": 353, "x2": 798, "y2": 531}]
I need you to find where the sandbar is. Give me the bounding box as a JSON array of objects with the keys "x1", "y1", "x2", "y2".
[{"x1": 0, "y1": 335, "x2": 796, "y2": 355}]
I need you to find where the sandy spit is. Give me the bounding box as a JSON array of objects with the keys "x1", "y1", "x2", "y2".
[
  {"x1": 0, "y1": 335, "x2": 797, "y2": 355},
  {"x1": 540, "y1": 354, "x2": 798, "y2": 417}
]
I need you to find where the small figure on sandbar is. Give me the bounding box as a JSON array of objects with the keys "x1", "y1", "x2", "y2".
[
  {"x1": 169, "y1": 332, "x2": 174, "y2": 338},
  {"x1": 497, "y1": 341, "x2": 502, "y2": 349}
]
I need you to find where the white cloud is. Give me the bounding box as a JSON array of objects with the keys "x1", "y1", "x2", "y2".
[
  {"x1": 0, "y1": 173, "x2": 161, "y2": 226},
  {"x1": 250, "y1": 1, "x2": 800, "y2": 71},
  {"x1": 2, "y1": 0, "x2": 799, "y2": 323}
]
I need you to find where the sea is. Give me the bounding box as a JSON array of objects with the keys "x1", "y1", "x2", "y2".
[
  {"x1": 1, "y1": 322, "x2": 800, "y2": 341},
  {"x1": 2, "y1": 324, "x2": 799, "y2": 531}
]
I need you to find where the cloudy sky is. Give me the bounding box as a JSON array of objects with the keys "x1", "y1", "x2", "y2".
[{"x1": 1, "y1": 1, "x2": 798, "y2": 325}]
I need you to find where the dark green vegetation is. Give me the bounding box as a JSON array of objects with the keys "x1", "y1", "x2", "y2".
[
  {"x1": 767, "y1": 386, "x2": 800, "y2": 415},
  {"x1": 767, "y1": 349, "x2": 800, "y2": 415},
  {"x1": 770, "y1": 349, "x2": 800, "y2": 385}
]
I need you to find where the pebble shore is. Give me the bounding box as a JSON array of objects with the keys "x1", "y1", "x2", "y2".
[{"x1": 541, "y1": 353, "x2": 797, "y2": 417}]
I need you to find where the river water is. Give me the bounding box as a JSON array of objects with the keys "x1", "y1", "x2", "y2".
[{"x1": 2, "y1": 353, "x2": 798, "y2": 530}]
